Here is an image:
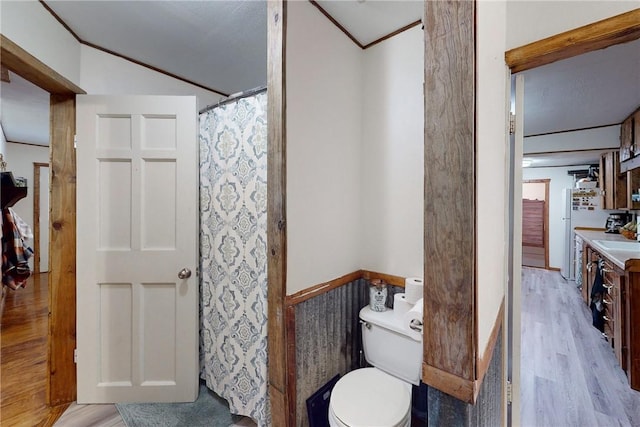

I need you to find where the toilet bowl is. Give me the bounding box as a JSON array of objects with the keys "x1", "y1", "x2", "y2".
[
  {"x1": 328, "y1": 367, "x2": 411, "y2": 427},
  {"x1": 327, "y1": 304, "x2": 423, "y2": 427}
]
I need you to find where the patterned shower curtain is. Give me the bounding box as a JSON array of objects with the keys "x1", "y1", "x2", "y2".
[{"x1": 199, "y1": 90, "x2": 269, "y2": 426}]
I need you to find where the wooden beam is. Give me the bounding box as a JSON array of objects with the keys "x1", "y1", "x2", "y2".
[
  {"x1": 505, "y1": 9, "x2": 640, "y2": 73},
  {"x1": 267, "y1": 0, "x2": 290, "y2": 426},
  {"x1": 33, "y1": 162, "x2": 50, "y2": 276},
  {"x1": 0, "y1": 35, "x2": 85, "y2": 95},
  {"x1": 1, "y1": 66, "x2": 10, "y2": 83},
  {"x1": 423, "y1": 0, "x2": 477, "y2": 403},
  {"x1": 47, "y1": 94, "x2": 76, "y2": 405}
]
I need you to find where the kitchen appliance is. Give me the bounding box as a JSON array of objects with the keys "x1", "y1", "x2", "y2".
[
  {"x1": 561, "y1": 188, "x2": 613, "y2": 281},
  {"x1": 605, "y1": 213, "x2": 631, "y2": 234}
]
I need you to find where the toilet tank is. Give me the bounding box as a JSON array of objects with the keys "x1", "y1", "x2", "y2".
[{"x1": 360, "y1": 306, "x2": 423, "y2": 385}]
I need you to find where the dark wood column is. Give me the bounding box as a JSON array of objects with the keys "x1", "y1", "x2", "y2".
[{"x1": 422, "y1": 0, "x2": 477, "y2": 404}]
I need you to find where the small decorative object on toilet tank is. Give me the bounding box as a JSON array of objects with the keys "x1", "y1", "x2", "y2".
[{"x1": 369, "y1": 279, "x2": 388, "y2": 312}]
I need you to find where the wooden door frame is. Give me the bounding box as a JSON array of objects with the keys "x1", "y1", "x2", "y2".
[
  {"x1": 1, "y1": 34, "x2": 84, "y2": 406},
  {"x1": 33, "y1": 162, "x2": 49, "y2": 275},
  {"x1": 522, "y1": 179, "x2": 550, "y2": 270},
  {"x1": 506, "y1": 7, "x2": 640, "y2": 425}
]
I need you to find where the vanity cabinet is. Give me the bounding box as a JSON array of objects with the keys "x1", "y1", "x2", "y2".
[
  {"x1": 601, "y1": 258, "x2": 626, "y2": 368},
  {"x1": 578, "y1": 231, "x2": 640, "y2": 391}
]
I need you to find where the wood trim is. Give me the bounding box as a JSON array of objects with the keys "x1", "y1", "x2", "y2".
[
  {"x1": 574, "y1": 227, "x2": 606, "y2": 231},
  {"x1": 476, "y1": 299, "x2": 504, "y2": 385},
  {"x1": 267, "y1": 1, "x2": 290, "y2": 426},
  {"x1": 544, "y1": 181, "x2": 550, "y2": 269},
  {"x1": 38, "y1": 0, "x2": 81, "y2": 42},
  {"x1": 548, "y1": 267, "x2": 561, "y2": 272},
  {"x1": 362, "y1": 19, "x2": 422, "y2": 50},
  {"x1": 307, "y1": 1, "x2": 365, "y2": 49},
  {"x1": 35, "y1": 1, "x2": 228, "y2": 97},
  {"x1": 47, "y1": 94, "x2": 76, "y2": 405},
  {"x1": 422, "y1": 362, "x2": 476, "y2": 404},
  {"x1": 525, "y1": 147, "x2": 616, "y2": 156},
  {"x1": 285, "y1": 271, "x2": 362, "y2": 306},
  {"x1": 285, "y1": 305, "x2": 297, "y2": 424},
  {"x1": 81, "y1": 40, "x2": 229, "y2": 97},
  {"x1": 361, "y1": 270, "x2": 406, "y2": 288},
  {"x1": 286, "y1": 270, "x2": 408, "y2": 307},
  {"x1": 6, "y1": 140, "x2": 49, "y2": 148},
  {"x1": 1, "y1": 65, "x2": 10, "y2": 83},
  {"x1": 0, "y1": 35, "x2": 85, "y2": 95},
  {"x1": 525, "y1": 122, "x2": 622, "y2": 139},
  {"x1": 505, "y1": 9, "x2": 640, "y2": 73},
  {"x1": 523, "y1": 179, "x2": 551, "y2": 269},
  {"x1": 33, "y1": 162, "x2": 49, "y2": 275},
  {"x1": 423, "y1": 0, "x2": 476, "y2": 393},
  {"x1": 308, "y1": 1, "x2": 421, "y2": 50}
]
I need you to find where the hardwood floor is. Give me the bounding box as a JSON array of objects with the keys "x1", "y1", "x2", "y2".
[
  {"x1": 521, "y1": 267, "x2": 640, "y2": 427},
  {"x1": 1, "y1": 273, "x2": 69, "y2": 426},
  {"x1": 522, "y1": 245, "x2": 545, "y2": 268}
]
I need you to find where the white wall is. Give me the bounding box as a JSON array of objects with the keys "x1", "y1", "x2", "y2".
[
  {"x1": 506, "y1": 1, "x2": 639, "y2": 50},
  {"x1": 0, "y1": 123, "x2": 7, "y2": 159},
  {"x1": 80, "y1": 46, "x2": 223, "y2": 110},
  {"x1": 360, "y1": 26, "x2": 423, "y2": 279},
  {"x1": 4, "y1": 142, "x2": 50, "y2": 271},
  {"x1": 476, "y1": 0, "x2": 509, "y2": 353},
  {"x1": 0, "y1": 0, "x2": 81, "y2": 85},
  {"x1": 286, "y1": 1, "x2": 363, "y2": 294},
  {"x1": 524, "y1": 125, "x2": 621, "y2": 154},
  {"x1": 522, "y1": 182, "x2": 546, "y2": 200}
]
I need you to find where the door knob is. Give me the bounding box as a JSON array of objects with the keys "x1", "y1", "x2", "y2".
[{"x1": 178, "y1": 268, "x2": 192, "y2": 279}]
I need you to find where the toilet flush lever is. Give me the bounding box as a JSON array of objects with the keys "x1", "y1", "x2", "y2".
[
  {"x1": 178, "y1": 268, "x2": 192, "y2": 279},
  {"x1": 409, "y1": 319, "x2": 423, "y2": 332},
  {"x1": 360, "y1": 320, "x2": 371, "y2": 330}
]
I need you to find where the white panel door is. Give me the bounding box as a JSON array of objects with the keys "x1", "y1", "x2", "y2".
[{"x1": 76, "y1": 95, "x2": 198, "y2": 403}]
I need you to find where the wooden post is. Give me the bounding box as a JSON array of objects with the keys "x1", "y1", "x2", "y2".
[
  {"x1": 47, "y1": 94, "x2": 77, "y2": 405},
  {"x1": 422, "y1": 0, "x2": 477, "y2": 403},
  {"x1": 267, "y1": 0, "x2": 290, "y2": 425}
]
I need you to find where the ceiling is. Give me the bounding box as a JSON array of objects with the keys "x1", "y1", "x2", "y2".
[{"x1": 1, "y1": 1, "x2": 638, "y2": 170}]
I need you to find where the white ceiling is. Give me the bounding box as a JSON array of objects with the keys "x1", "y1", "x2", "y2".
[
  {"x1": 1, "y1": 72, "x2": 50, "y2": 146},
  {"x1": 521, "y1": 38, "x2": 640, "y2": 137},
  {"x1": 1, "y1": 0, "x2": 638, "y2": 170}
]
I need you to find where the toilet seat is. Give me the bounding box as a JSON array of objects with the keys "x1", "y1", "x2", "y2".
[{"x1": 328, "y1": 368, "x2": 411, "y2": 427}]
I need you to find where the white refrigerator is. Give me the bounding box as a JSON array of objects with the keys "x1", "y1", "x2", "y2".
[{"x1": 560, "y1": 188, "x2": 612, "y2": 281}]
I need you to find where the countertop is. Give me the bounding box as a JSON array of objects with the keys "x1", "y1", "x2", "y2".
[{"x1": 575, "y1": 228, "x2": 640, "y2": 270}]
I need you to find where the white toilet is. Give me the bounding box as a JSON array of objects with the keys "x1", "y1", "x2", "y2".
[{"x1": 328, "y1": 305, "x2": 423, "y2": 427}]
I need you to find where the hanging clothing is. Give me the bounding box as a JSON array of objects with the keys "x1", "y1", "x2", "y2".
[
  {"x1": 2, "y1": 208, "x2": 33, "y2": 289},
  {"x1": 199, "y1": 90, "x2": 269, "y2": 426},
  {"x1": 590, "y1": 259, "x2": 605, "y2": 333}
]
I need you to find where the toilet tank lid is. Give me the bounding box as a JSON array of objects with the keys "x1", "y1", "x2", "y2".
[{"x1": 360, "y1": 306, "x2": 421, "y2": 342}]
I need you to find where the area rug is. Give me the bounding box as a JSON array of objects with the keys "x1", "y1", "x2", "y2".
[{"x1": 116, "y1": 382, "x2": 238, "y2": 427}]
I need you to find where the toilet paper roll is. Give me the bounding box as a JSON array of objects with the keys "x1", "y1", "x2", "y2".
[
  {"x1": 403, "y1": 298, "x2": 423, "y2": 340},
  {"x1": 405, "y1": 277, "x2": 424, "y2": 304},
  {"x1": 393, "y1": 293, "x2": 413, "y2": 319}
]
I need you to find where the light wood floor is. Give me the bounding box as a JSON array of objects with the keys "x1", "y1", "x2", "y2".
[
  {"x1": 521, "y1": 267, "x2": 640, "y2": 427},
  {"x1": 1, "y1": 273, "x2": 69, "y2": 427}
]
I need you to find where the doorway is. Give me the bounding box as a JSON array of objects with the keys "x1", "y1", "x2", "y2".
[
  {"x1": 505, "y1": 9, "x2": 640, "y2": 427},
  {"x1": 1, "y1": 34, "x2": 84, "y2": 412},
  {"x1": 522, "y1": 179, "x2": 549, "y2": 269}
]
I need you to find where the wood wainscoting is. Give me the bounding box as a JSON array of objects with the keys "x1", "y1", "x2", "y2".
[{"x1": 285, "y1": 270, "x2": 405, "y2": 427}]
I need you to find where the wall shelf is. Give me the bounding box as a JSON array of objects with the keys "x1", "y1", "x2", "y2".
[{"x1": 1, "y1": 171, "x2": 28, "y2": 209}]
